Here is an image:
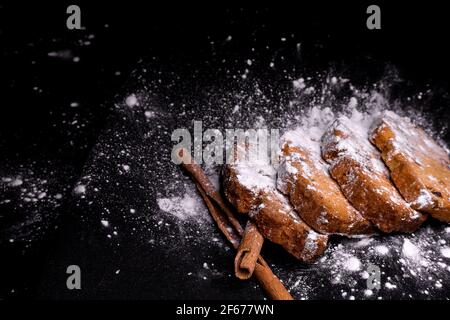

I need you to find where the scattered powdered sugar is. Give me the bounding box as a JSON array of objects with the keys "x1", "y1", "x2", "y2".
[
  {"x1": 441, "y1": 247, "x2": 450, "y2": 258},
  {"x1": 8, "y1": 178, "x2": 24, "y2": 187},
  {"x1": 385, "y1": 282, "x2": 397, "y2": 290},
  {"x1": 279, "y1": 92, "x2": 391, "y2": 185},
  {"x1": 281, "y1": 106, "x2": 334, "y2": 161},
  {"x1": 129, "y1": 70, "x2": 449, "y2": 299},
  {"x1": 234, "y1": 163, "x2": 277, "y2": 193},
  {"x1": 279, "y1": 223, "x2": 450, "y2": 300},
  {"x1": 157, "y1": 193, "x2": 206, "y2": 221},
  {"x1": 101, "y1": 219, "x2": 110, "y2": 227},
  {"x1": 5, "y1": 20, "x2": 450, "y2": 298},
  {"x1": 375, "y1": 245, "x2": 389, "y2": 255},
  {"x1": 370, "y1": 111, "x2": 450, "y2": 209},
  {"x1": 354, "y1": 237, "x2": 373, "y2": 247},
  {"x1": 402, "y1": 239, "x2": 421, "y2": 261},
  {"x1": 227, "y1": 131, "x2": 278, "y2": 195},
  {"x1": 374, "y1": 110, "x2": 448, "y2": 162},
  {"x1": 125, "y1": 94, "x2": 138, "y2": 107},
  {"x1": 411, "y1": 189, "x2": 433, "y2": 209},
  {"x1": 344, "y1": 256, "x2": 362, "y2": 271},
  {"x1": 364, "y1": 289, "x2": 373, "y2": 297},
  {"x1": 293, "y1": 77, "x2": 306, "y2": 90},
  {"x1": 348, "y1": 97, "x2": 358, "y2": 109},
  {"x1": 144, "y1": 110, "x2": 155, "y2": 119},
  {"x1": 322, "y1": 109, "x2": 388, "y2": 176},
  {"x1": 277, "y1": 106, "x2": 336, "y2": 193},
  {"x1": 1, "y1": 169, "x2": 66, "y2": 246},
  {"x1": 73, "y1": 184, "x2": 86, "y2": 195},
  {"x1": 300, "y1": 230, "x2": 321, "y2": 260}
]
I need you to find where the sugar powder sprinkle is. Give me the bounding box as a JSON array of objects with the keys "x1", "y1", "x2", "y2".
[{"x1": 149, "y1": 73, "x2": 449, "y2": 300}]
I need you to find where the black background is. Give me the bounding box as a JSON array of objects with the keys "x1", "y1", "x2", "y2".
[{"x1": 0, "y1": 1, "x2": 449, "y2": 300}]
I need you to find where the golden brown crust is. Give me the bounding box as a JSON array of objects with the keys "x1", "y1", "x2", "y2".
[
  {"x1": 370, "y1": 111, "x2": 450, "y2": 222},
  {"x1": 234, "y1": 221, "x2": 264, "y2": 280},
  {"x1": 222, "y1": 163, "x2": 329, "y2": 262},
  {"x1": 249, "y1": 190, "x2": 328, "y2": 262},
  {"x1": 278, "y1": 144, "x2": 374, "y2": 235},
  {"x1": 322, "y1": 120, "x2": 427, "y2": 233},
  {"x1": 222, "y1": 165, "x2": 259, "y2": 214}
]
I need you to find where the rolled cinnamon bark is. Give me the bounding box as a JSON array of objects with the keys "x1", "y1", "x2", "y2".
[
  {"x1": 235, "y1": 221, "x2": 264, "y2": 280},
  {"x1": 178, "y1": 151, "x2": 293, "y2": 300},
  {"x1": 195, "y1": 183, "x2": 241, "y2": 250},
  {"x1": 177, "y1": 148, "x2": 244, "y2": 235},
  {"x1": 253, "y1": 263, "x2": 293, "y2": 300},
  {"x1": 195, "y1": 182, "x2": 292, "y2": 300}
]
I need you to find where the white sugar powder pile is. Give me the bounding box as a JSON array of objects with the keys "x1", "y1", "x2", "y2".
[
  {"x1": 125, "y1": 94, "x2": 138, "y2": 107},
  {"x1": 147, "y1": 72, "x2": 449, "y2": 300},
  {"x1": 374, "y1": 245, "x2": 389, "y2": 255},
  {"x1": 344, "y1": 256, "x2": 362, "y2": 271},
  {"x1": 441, "y1": 247, "x2": 450, "y2": 258},
  {"x1": 157, "y1": 193, "x2": 205, "y2": 221},
  {"x1": 402, "y1": 239, "x2": 421, "y2": 261}
]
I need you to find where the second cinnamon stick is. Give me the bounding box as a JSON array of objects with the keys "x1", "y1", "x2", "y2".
[
  {"x1": 194, "y1": 182, "x2": 292, "y2": 300},
  {"x1": 253, "y1": 263, "x2": 293, "y2": 300},
  {"x1": 235, "y1": 221, "x2": 264, "y2": 280}
]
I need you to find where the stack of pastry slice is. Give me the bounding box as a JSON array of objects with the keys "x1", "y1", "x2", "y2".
[
  {"x1": 223, "y1": 111, "x2": 450, "y2": 262},
  {"x1": 223, "y1": 161, "x2": 328, "y2": 262}
]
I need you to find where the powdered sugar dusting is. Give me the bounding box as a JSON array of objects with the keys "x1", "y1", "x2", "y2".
[
  {"x1": 441, "y1": 247, "x2": 450, "y2": 258},
  {"x1": 344, "y1": 256, "x2": 362, "y2": 271},
  {"x1": 281, "y1": 106, "x2": 334, "y2": 167},
  {"x1": 148, "y1": 71, "x2": 449, "y2": 299},
  {"x1": 157, "y1": 194, "x2": 204, "y2": 221},
  {"x1": 234, "y1": 163, "x2": 277, "y2": 193},
  {"x1": 375, "y1": 245, "x2": 389, "y2": 255},
  {"x1": 412, "y1": 189, "x2": 433, "y2": 209},
  {"x1": 375, "y1": 111, "x2": 448, "y2": 162},
  {"x1": 402, "y1": 239, "x2": 421, "y2": 261},
  {"x1": 278, "y1": 223, "x2": 450, "y2": 300},
  {"x1": 322, "y1": 110, "x2": 388, "y2": 175},
  {"x1": 370, "y1": 110, "x2": 450, "y2": 209}
]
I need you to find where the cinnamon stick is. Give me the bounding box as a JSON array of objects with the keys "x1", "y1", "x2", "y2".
[
  {"x1": 178, "y1": 148, "x2": 293, "y2": 300},
  {"x1": 253, "y1": 263, "x2": 293, "y2": 300},
  {"x1": 235, "y1": 221, "x2": 264, "y2": 280},
  {"x1": 176, "y1": 148, "x2": 244, "y2": 235},
  {"x1": 195, "y1": 183, "x2": 241, "y2": 250},
  {"x1": 195, "y1": 182, "x2": 292, "y2": 300},
  {"x1": 195, "y1": 182, "x2": 268, "y2": 270}
]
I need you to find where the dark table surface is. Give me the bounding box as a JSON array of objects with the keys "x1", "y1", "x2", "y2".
[{"x1": 1, "y1": 2, "x2": 449, "y2": 300}]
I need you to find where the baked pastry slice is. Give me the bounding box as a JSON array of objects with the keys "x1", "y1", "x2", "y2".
[
  {"x1": 223, "y1": 163, "x2": 276, "y2": 214},
  {"x1": 277, "y1": 131, "x2": 374, "y2": 236},
  {"x1": 322, "y1": 116, "x2": 426, "y2": 233},
  {"x1": 223, "y1": 162, "x2": 328, "y2": 262},
  {"x1": 250, "y1": 190, "x2": 328, "y2": 262},
  {"x1": 370, "y1": 111, "x2": 450, "y2": 222}
]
